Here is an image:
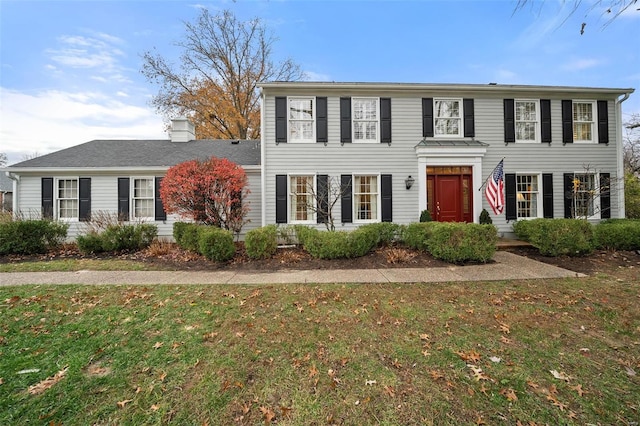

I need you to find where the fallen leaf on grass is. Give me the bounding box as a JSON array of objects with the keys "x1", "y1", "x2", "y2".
[
  {"x1": 489, "y1": 356, "x2": 502, "y2": 363},
  {"x1": 500, "y1": 388, "x2": 518, "y2": 401},
  {"x1": 383, "y1": 385, "x2": 395, "y2": 397},
  {"x1": 28, "y1": 367, "x2": 68, "y2": 395},
  {"x1": 150, "y1": 404, "x2": 160, "y2": 411},
  {"x1": 365, "y1": 380, "x2": 377, "y2": 386},
  {"x1": 259, "y1": 406, "x2": 276, "y2": 423},
  {"x1": 308, "y1": 364, "x2": 318, "y2": 378},
  {"x1": 498, "y1": 322, "x2": 511, "y2": 334},
  {"x1": 625, "y1": 366, "x2": 636, "y2": 377},
  {"x1": 117, "y1": 399, "x2": 133, "y2": 409},
  {"x1": 153, "y1": 341, "x2": 163, "y2": 349},
  {"x1": 570, "y1": 383, "x2": 585, "y2": 396},
  {"x1": 456, "y1": 350, "x2": 481, "y2": 363},
  {"x1": 550, "y1": 370, "x2": 571, "y2": 382}
]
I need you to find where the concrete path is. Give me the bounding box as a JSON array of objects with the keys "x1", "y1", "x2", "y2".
[{"x1": 0, "y1": 252, "x2": 584, "y2": 286}]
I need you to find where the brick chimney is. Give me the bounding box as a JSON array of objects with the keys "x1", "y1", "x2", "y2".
[{"x1": 170, "y1": 118, "x2": 195, "y2": 142}]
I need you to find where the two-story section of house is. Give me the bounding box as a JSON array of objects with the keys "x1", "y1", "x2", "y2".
[{"x1": 258, "y1": 82, "x2": 634, "y2": 237}]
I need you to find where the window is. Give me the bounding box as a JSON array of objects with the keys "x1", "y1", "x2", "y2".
[
  {"x1": 290, "y1": 175, "x2": 314, "y2": 222},
  {"x1": 132, "y1": 178, "x2": 154, "y2": 219},
  {"x1": 515, "y1": 100, "x2": 539, "y2": 142},
  {"x1": 434, "y1": 98, "x2": 461, "y2": 137},
  {"x1": 57, "y1": 179, "x2": 78, "y2": 219},
  {"x1": 573, "y1": 101, "x2": 595, "y2": 142},
  {"x1": 353, "y1": 98, "x2": 378, "y2": 143},
  {"x1": 572, "y1": 173, "x2": 597, "y2": 217},
  {"x1": 354, "y1": 175, "x2": 378, "y2": 221},
  {"x1": 288, "y1": 97, "x2": 315, "y2": 142},
  {"x1": 516, "y1": 174, "x2": 540, "y2": 218}
]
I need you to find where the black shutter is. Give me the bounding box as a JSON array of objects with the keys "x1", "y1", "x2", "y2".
[
  {"x1": 381, "y1": 174, "x2": 392, "y2": 222},
  {"x1": 316, "y1": 97, "x2": 328, "y2": 143},
  {"x1": 275, "y1": 175, "x2": 287, "y2": 224},
  {"x1": 117, "y1": 177, "x2": 130, "y2": 221},
  {"x1": 79, "y1": 177, "x2": 91, "y2": 222},
  {"x1": 463, "y1": 98, "x2": 475, "y2": 138},
  {"x1": 597, "y1": 100, "x2": 609, "y2": 144},
  {"x1": 541, "y1": 99, "x2": 552, "y2": 143},
  {"x1": 505, "y1": 173, "x2": 517, "y2": 221},
  {"x1": 542, "y1": 173, "x2": 554, "y2": 218},
  {"x1": 563, "y1": 173, "x2": 574, "y2": 218},
  {"x1": 422, "y1": 98, "x2": 434, "y2": 137},
  {"x1": 340, "y1": 97, "x2": 352, "y2": 143},
  {"x1": 503, "y1": 99, "x2": 515, "y2": 143},
  {"x1": 600, "y1": 173, "x2": 611, "y2": 219},
  {"x1": 275, "y1": 97, "x2": 287, "y2": 143},
  {"x1": 155, "y1": 177, "x2": 167, "y2": 221},
  {"x1": 340, "y1": 174, "x2": 352, "y2": 223},
  {"x1": 562, "y1": 100, "x2": 574, "y2": 144},
  {"x1": 41, "y1": 177, "x2": 54, "y2": 219},
  {"x1": 380, "y1": 98, "x2": 392, "y2": 144},
  {"x1": 316, "y1": 174, "x2": 328, "y2": 224}
]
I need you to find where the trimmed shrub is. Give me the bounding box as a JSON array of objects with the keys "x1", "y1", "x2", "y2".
[
  {"x1": 419, "y1": 210, "x2": 432, "y2": 222},
  {"x1": 173, "y1": 222, "x2": 190, "y2": 246},
  {"x1": 79, "y1": 223, "x2": 157, "y2": 253},
  {"x1": 349, "y1": 226, "x2": 380, "y2": 257},
  {"x1": 479, "y1": 209, "x2": 492, "y2": 225},
  {"x1": 428, "y1": 223, "x2": 497, "y2": 264},
  {"x1": 402, "y1": 222, "x2": 437, "y2": 251},
  {"x1": 76, "y1": 232, "x2": 105, "y2": 254},
  {"x1": 594, "y1": 220, "x2": 640, "y2": 250},
  {"x1": 245, "y1": 225, "x2": 278, "y2": 259},
  {"x1": 293, "y1": 225, "x2": 319, "y2": 247},
  {"x1": 358, "y1": 222, "x2": 403, "y2": 246},
  {"x1": 198, "y1": 227, "x2": 235, "y2": 262},
  {"x1": 518, "y1": 218, "x2": 594, "y2": 257},
  {"x1": 303, "y1": 231, "x2": 350, "y2": 259},
  {"x1": 177, "y1": 223, "x2": 202, "y2": 252},
  {"x1": 0, "y1": 220, "x2": 68, "y2": 255},
  {"x1": 512, "y1": 220, "x2": 534, "y2": 241}
]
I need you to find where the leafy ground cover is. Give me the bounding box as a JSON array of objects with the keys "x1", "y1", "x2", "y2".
[{"x1": 1, "y1": 269, "x2": 638, "y2": 425}]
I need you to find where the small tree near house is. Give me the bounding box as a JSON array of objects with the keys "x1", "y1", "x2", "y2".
[
  {"x1": 292, "y1": 175, "x2": 351, "y2": 231},
  {"x1": 565, "y1": 165, "x2": 615, "y2": 220},
  {"x1": 160, "y1": 157, "x2": 249, "y2": 235}
]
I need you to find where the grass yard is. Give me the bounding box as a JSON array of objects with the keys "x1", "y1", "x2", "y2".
[{"x1": 1, "y1": 276, "x2": 638, "y2": 425}]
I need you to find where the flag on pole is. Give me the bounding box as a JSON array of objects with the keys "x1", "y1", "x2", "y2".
[{"x1": 485, "y1": 159, "x2": 505, "y2": 215}]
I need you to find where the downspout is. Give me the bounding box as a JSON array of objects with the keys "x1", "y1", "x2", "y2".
[
  {"x1": 260, "y1": 88, "x2": 266, "y2": 227},
  {"x1": 5, "y1": 171, "x2": 20, "y2": 218},
  {"x1": 616, "y1": 92, "x2": 632, "y2": 218}
]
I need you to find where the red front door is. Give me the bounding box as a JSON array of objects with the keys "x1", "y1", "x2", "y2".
[{"x1": 427, "y1": 167, "x2": 473, "y2": 222}]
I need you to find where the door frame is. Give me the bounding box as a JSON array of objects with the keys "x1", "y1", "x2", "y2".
[{"x1": 415, "y1": 144, "x2": 487, "y2": 224}]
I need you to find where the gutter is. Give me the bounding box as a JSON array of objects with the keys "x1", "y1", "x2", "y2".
[
  {"x1": 5, "y1": 171, "x2": 20, "y2": 215},
  {"x1": 615, "y1": 90, "x2": 634, "y2": 218}
]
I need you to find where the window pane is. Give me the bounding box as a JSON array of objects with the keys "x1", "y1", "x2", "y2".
[
  {"x1": 354, "y1": 175, "x2": 378, "y2": 221},
  {"x1": 435, "y1": 100, "x2": 459, "y2": 118},
  {"x1": 574, "y1": 123, "x2": 592, "y2": 141},
  {"x1": 132, "y1": 178, "x2": 154, "y2": 218},
  {"x1": 290, "y1": 176, "x2": 313, "y2": 221},
  {"x1": 516, "y1": 175, "x2": 539, "y2": 218},
  {"x1": 289, "y1": 99, "x2": 313, "y2": 120},
  {"x1": 134, "y1": 199, "x2": 153, "y2": 218},
  {"x1": 59, "y1": 199, "x2": 78, "y2": 219}
]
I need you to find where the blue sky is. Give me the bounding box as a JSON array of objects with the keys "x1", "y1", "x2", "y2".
[{"x1": 1, "y1": 0, "x2": 638, "y2": 165}]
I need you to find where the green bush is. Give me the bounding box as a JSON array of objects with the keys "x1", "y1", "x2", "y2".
[
  {"x1": 174, "y1": 223, "x2": 202, "y2": 252},
  {"x1": 419, "y1": 210, "x2": 432, "y2": 222},
  {"x1": 0, "y1": 220, "x2": 68, "y2": 255},
  {"x1": 198, "y1": 227, "x2": 235, "y2": 262},
  {"x1": 358, "y1": 222, "x2": 403, "y2": 246},
  {"x1": 512, "y1": 220, "x2": 534, "y2": 241},
  {"x1": 349, "y1": 226, "x2": 380, "y2": 257},
  {"x1": 428, "y1": 223, "x2": 497, "y2": 264},
  {"x1": 594, "y1": 220, "x2": 640, "y2": 250},
  {"x1": 245, "y1": 225, "x2": 278, "y2": 259},
  {"x1": 479, "y1": 209, "x2": 492, "y2": 225},
  {"x1": 79, "y1": 223, "x2": 157, "y2": 253},
  {"x1": 302, "y1": 227, "x2": 379, "y2": 260},
  {"x1": 76, "y1": 232, "x2": 105, "y2": 254},
  {"x1": 402, "y1": 222, "x2": 437, "y2": 251},
  {"x1": 517, "y1": 219, "x2": 594, "y2": 257},
  {"x1": 293, "y1": 225, "x2": 319, "y2": 246}
]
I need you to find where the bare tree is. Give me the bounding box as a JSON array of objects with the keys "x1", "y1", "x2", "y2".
[
  {"x1": 566, "y1": 164, "x2": 618, "y2": 219},
  {"x1": 623, "y1": 113, "x2": 640, "y2": 174},
  {"x1": 291, "y1": 176, "x2": 352, "y2": 231},
  {"x1": 21, "y1": 152, "x2": 40, "y2": 162},
  {"x1": 142, "y1": 8, "x2": 304, "y2": 140},
  {"x1": 0, "y1": 152, "x2": 7, "y2": 167},
  {"x1": 515, "y1": 0, "x2": 638, "y2": 33}
]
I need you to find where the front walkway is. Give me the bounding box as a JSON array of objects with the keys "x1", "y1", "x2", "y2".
[{"x1": 0, "y1": 252, "x2": 583, "y2": 287}]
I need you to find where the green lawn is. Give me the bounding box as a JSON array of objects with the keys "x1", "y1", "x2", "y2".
[{"x1": 1, "y1": 276, "x2": 638, "y2": 425}]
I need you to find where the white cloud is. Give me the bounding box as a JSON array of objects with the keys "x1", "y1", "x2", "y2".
[
  {"x1": 303, "y1": 71, "x2": 331, "y2": 82},
  {"x1": 561, "y1": 58, "x2": 602, "y2": 71},
  {"x1": 0, "y1": 87, "x2": 166, "y2": 164}
]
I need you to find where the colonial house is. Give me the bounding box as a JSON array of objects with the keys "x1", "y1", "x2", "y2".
[{"x1": 2, "y1": 82, "x2": 634, "y2": 240}]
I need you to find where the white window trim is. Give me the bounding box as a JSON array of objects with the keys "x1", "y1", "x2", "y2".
[
  {"x1": 573, "y1": 100, "x2": 598, "y2": 144},
  {"x1": 131, "y1": 177, "x2": 155, "y2": 221},
  {"x1": 288, "y1": 174, "x2": 317, "y2": 224},
  {"x1": 571, "y1": 171, "x2": 601, "y2": 219},
  {"x1": 515, "y1": 99, "x2": 540, "y2": 144},
  {"x1": 515, "y1": 172, "x2": 543, "y2": 219},
  {"x1": 352, "y1": 173, "x2": 381, "y2": 223},
  {"x1": 434, "y1": 98, "x2": 463, "y2": 138},
  {"x1": 288, "y1": 96, "x2": 316, "y2": 144},
  {"x1": 55, "y1": 177, "x2": 79, "y2": 222},
  {"x1": 352, "y1": 97, "x2": 380, "y2": 144}
]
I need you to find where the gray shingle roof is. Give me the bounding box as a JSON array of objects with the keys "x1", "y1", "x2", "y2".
[{"x1": 8, "y1": 139, "x2": 261, "y2": 169}]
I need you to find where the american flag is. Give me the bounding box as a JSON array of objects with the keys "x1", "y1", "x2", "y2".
[{"x1": 485, "y1": 159, "x2": 505, "y2": 215}]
